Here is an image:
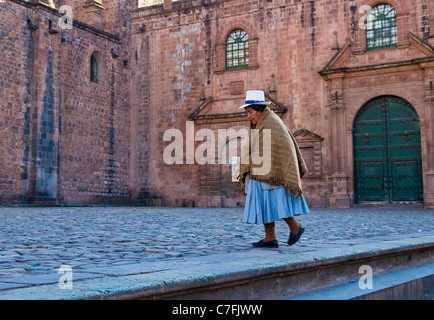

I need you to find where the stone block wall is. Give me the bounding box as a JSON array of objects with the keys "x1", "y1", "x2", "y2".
[
  {"x1": 131, "y1": 0, "x2": 434, "y2": 208},
  {"x1": 0, "y1": 0, "x2": 131, "y2": 205},
  {"x1": 2, "y1": 0, "x2": 434, "y2": 208}
]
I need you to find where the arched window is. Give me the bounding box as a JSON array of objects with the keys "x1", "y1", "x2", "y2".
[
  {"x1": 90, "y1": 54, "x2": 99, "y2": 83},
  {"x1": 366, "y1": 4, "x2": 397, "y2": 51},
  {"x1": 226, "y1": 29, "x2": 249, "y2": 70}
]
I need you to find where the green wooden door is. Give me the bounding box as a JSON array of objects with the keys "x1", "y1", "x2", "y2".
[{"x1": 354, "y1": 96, "x2": 423, "y2": 204}]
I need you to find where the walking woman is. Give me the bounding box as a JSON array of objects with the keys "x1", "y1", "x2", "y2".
[{"x1": 238, "y1": 90, "x2": 310, "y2": 248}]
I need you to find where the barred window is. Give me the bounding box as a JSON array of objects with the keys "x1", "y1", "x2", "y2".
[
  {"x1": 366, "y1": 4, "x2": 397, "y2": 51},
  {"x1": 226, "y1": 29, "x2": 249, "y2": 70}
]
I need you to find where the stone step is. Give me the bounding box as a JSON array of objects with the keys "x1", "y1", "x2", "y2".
[
  {"x1": 284, "y1": 260, "x2": 434, "y2": 300},
  {"x1": 2, "y1": 234, "x2": 432, "y2": 300}
]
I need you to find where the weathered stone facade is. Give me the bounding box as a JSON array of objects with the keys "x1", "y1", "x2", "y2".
[
  {"x1": 0, "y1": 0, "x2": 131, "y2": 204},
  {"x1": 2, "y1": 0, "x2": 434, "y2": 209}
]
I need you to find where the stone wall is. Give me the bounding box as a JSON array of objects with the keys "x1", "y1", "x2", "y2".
[
  {"x1": 2, "y1": 0, "x2": 434, "y2": 208},
  {"x1": 0, "y1": 0, "x2": 131, "y2": 205},
  {"x1": 131, "y1": 0, "x2": 434, "y2": 208}
]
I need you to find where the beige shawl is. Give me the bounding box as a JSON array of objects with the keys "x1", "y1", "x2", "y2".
[{"x1": 238, "y1": 107, "x2": 308, "y2": 198}]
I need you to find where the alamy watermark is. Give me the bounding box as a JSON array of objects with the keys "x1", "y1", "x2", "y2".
[
  {"x1": 163, "y1": 121, "x2": 271, "y2": 176},
  {"x1": 58, "y1": 5, "x2": 73, "y2": 30},
  {"x1": 358, "y1": 265, "x2": 374, "y2": 290},
  {"x1": 358, "y1": 5, "x2": 373, "y2": 30},
  {"x1": 58, "y1": 265, "x2": 73, "y2": 290}
]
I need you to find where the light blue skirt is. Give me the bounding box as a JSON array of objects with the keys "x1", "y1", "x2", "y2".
[{"x1": 243, "y1": 178, "x2": 310, "y2": 225}]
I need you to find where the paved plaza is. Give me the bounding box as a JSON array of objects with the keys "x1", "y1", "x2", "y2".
[{"x1": 0, "y1": 205, "x2": 433, "y2": 281}]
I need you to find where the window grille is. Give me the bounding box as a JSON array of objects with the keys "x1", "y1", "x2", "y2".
[
  {"x1": 366, "y1": 4, "x2": 397, "y2": 51},
  {"x1": 226, "y1": 29, "x2": 249, "y2": 70}
]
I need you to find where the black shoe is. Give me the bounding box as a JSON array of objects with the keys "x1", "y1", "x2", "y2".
[
  {"x1": 252, "y1": 239, "x2": 279, "y2": 248},
  {"x1": 288, "y1": 225, "x2": 305, "y2": 246}
]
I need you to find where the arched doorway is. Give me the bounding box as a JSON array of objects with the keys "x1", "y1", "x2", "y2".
[{"x1": 353, "y1": 96, "x2": 423, "y2": 204}]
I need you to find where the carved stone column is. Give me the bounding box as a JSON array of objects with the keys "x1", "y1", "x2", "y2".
[
  {"x1": 326, "y1": 75, "x2": 351, "y2": 208},
  {"x1": 421, "y1": 62, "x2": 434, "y2": 208}
]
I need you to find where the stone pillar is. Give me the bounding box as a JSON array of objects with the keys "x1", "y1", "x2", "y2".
[
  {"x1": 26, "y1": 8, "x2": 60, "y2": 205},
  {"x1": 421, "y1": 63, "x2": 434, "y2": 208},
  {"x1": 326, "y1": 75, "x2": 351, "y2": 208},
  {"x1": 82, "y1": 0, "x2": 104, "y2": 29}
]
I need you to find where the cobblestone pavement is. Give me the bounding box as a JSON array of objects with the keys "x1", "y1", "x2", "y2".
[{"x1": 0, "y1": 206, "x2": 433, "y2": 279}]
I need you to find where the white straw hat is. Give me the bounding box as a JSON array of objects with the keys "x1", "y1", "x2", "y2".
[{"x1": 239, "y1": 90, "x2": 271, "y2": 109}]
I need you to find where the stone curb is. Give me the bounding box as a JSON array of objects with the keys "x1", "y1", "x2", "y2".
[{"x1": 0, "y1": 234, "x2": 433, "y2": 300}]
